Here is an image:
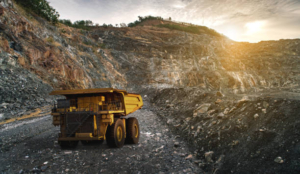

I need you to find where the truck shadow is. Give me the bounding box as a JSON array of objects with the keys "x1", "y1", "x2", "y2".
[
  {"x1": 26, "y1": 135, "x2": 136, "y2": 152},
  {"x1": 70, "y1": 141, "x2": 135, "y2": 150}
]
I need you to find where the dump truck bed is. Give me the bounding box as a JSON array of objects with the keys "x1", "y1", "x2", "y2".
[
  {"x1": 124, "y1": 93, "x2": 143, "y2": 115},
  {"x1": 49, "y1": 88, "x2": 128, "y2": 95},
  {"x1": 49, "y1": 88, "x2": 143, "y2": 116}
]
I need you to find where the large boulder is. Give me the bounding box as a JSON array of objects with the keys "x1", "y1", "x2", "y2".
[{"x1": 193, "y1": 103, "x2": 211, "y2": 117}]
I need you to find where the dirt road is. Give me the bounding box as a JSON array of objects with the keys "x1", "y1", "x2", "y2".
[{"x1": 0, "y1": 102, "x2": 202, "y2": 174}]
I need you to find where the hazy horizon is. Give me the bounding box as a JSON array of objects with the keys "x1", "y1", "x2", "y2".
[{"x1": 47, "y1": 0, "x2": 300, "y2": 43}]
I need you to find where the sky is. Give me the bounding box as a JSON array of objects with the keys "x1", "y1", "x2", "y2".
[{"x1": 47, "y1": 0, "x2": 300, "y2": 43}]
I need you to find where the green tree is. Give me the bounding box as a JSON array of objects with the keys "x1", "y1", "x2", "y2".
[
  {"x1": 59, "y1": 19, "x2": 72, "y2": 27},
  {"x1": 138, "y1": 16, "x2": 143, "y2": 21},
  {"x1": 15, "y1": 0, "x2": 60, "y2": 24},
  {"x1": 59, "y1": 19, "x2": 95, "y2": 30},
  {"x1": 85, "y1": 20, "x2": 93, "y2": 26}
]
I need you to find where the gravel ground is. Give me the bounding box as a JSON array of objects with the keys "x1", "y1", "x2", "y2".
[
  {"x1": 0, "y1": 102, "x2": 202, "y2": 174},
  {"x1": 149, "y1": 88, "x2": 300, "y2": 173}
]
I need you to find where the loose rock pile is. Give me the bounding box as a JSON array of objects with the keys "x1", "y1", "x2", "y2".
[
  {"x1": 149, "y1": 88, "x2": 300, "y2": 173},
  {"x1": 0, "y1": 53, "x2": 54, "y2": 120}
]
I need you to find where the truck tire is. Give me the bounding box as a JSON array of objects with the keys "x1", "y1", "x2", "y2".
[
  {"x1": 59, "y1": 141, "x2": 79, "y2": 149},
  {"x1": 106, "y1": 119, "x2": 125, "y2": 148},
  {"x1": 126, "y1": 117, "x2": 140, "y2": 144}
]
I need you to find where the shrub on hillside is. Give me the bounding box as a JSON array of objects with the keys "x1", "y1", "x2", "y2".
[
  {"x1": 59, "y1": 19, "x2": 94, "y2": 30},
  {"x1": 59, "y1": 19, "x2": 72, "y2": 27},
  {"x1": 128, "y1": 15, "x2": 163, "y2": 27},
  {"x1": 15, "y1": 0, "x2": 59, "y2": 24}
]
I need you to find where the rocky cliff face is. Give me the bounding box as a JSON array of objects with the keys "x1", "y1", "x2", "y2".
[
  {"x1": 1, "y1": 0, "x2": 300, "y2": 120},
  {"x1": 1, "y1": 2, "x2": 299, "y2": 95},
  {"x1": 91, "y1": 26, "x2": 300, "y2": 95}
]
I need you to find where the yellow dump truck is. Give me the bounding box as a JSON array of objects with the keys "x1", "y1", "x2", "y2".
[{"x1": 49, "y1": 88, "x2": 143, "y2": 148}]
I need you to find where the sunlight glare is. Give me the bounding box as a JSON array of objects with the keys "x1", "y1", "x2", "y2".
[
  {"x1": 222, "y1": 27, "x2": 238, "y2": 41},
  {"x1": 245, "y1": 21, "x2": 265, "y2": 35},
  {"x1": 173, "y1": 4, "x2": 186, "y2": 9}
]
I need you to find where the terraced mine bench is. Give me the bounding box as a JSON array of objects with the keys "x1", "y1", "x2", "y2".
[{"x1": 49, "y1": 88, "x2": 143, "y2": 148}]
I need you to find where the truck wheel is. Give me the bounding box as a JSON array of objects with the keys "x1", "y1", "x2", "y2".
[
  {"x1": 59, "y1": 141, "x2": 79, "y2": 149},
  {"x1": 106, "y1": 119, "x2": 125, "y2": 148},
  {"x1": 126, "y1": 117, "x2": 140, "y2": 144}
]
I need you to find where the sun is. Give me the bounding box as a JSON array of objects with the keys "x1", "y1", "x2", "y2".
[{"x1": 245, "y1": 21, "x2": 265, "y2": 35}]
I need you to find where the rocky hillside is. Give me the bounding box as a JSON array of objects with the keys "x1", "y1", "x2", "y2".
[{"x1": 0, "y1": 1, "x2": 300, "y2": 173}]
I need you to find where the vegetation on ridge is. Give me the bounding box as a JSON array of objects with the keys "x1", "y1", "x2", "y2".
[
  {"x1": 127, "y1": 15, "x2": 222, "y2": 38},
  {"x1": 157, "y1": 24, "x2": 222, "y2": 38},
  {"x1": 14, "y1": 0, "x2": 59, "y2": 24},
  {"x1": 59, "y1": 19, "x2": 94, "y2": 30},
  {"x1": 14, "y1": 1, "x2": 221, "y2": 38},
  {"x1": 59, "y1": 19, "x2": 119, "y2": 30},
  {"x1": 128, "y1": 15, "x2": 164, "y2": 27}
]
